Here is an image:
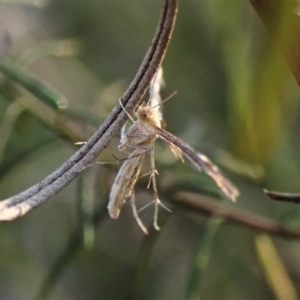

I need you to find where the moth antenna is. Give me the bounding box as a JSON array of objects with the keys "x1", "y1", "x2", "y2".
[
  {"x1": 150, "y1": 91, "x2": 177, "y2": 109},
  {"x1": 119, "y1": 98, "x2": 136, "y2": 123}
]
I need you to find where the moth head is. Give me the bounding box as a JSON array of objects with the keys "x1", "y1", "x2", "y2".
[{"x1": 136, "y1": 104, "x2": 155, "y2": 122}]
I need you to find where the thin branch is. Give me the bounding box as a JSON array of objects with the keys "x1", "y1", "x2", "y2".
[
  {"x1": 174, "y1": 191, "x2": 300, "y2": 239},
  {"x1": 264, "y1": 189, "x2": 300, "y2": 203},
  {"x1": 0, "y1": 0, "x2": 178, "y2": 221}
]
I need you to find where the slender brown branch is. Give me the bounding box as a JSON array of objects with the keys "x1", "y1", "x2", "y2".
[
  {"x1": 0, "y1": 0, "x2": 178, "y2": 221},
  {"x1": 264, "y1": 189, "x2": 300, "y2": 203},
  {"x1": 174, "y1": 191, "x2": 300, "y2": 239}
]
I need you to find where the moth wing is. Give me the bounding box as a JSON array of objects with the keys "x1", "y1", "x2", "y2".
[
  {"x1": 120, "y1": 123, "x2": 126, "y2": 141},
  {"x1": 156, "y1": 127, "x2": 239, "y2": 202},
  {"x1": 159, "y1": 136, "x2": 184, "y2": 161},
  {"x1": 108, "y1": 149, "x2": 145, "y2": 218},
  {"x1": 149, "y1": 67, "x2": 164, "y2": 126}
]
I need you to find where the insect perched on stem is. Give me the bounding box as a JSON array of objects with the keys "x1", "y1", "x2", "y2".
[{"x1": 108, "y1": 69, "x2": 239, "y2": 234}]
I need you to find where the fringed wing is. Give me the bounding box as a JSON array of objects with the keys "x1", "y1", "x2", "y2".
[
  {"x1": 149, "y1": 67, "x2": 164, "y2": 126},
  {"x1": 156, "y1": 127, "x2": 239, "y2": 202},
  {"x1": 162, "y1": 138, "x2": 184, "y2": 161}
]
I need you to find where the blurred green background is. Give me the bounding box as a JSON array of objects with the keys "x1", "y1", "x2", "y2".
[{"x1": 1, "y1": 0, "x2": 300, "y2": 299}]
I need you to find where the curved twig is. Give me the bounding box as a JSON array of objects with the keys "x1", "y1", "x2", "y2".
[
  {"x1": 0, "y1": 0, "x2": 178, "y2": 221},
  {"x1": 174, "y1": 191, "x2": 300, "y2": 239},
  {"x1": 264, "y1": 189, "x2": 300, "y2": 203}
]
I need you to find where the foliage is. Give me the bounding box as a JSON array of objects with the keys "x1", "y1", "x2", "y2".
[{"x1": 1, "y1": 0, "x2": 300, "y2": 299}]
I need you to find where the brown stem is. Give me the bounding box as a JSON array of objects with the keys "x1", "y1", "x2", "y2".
[
  {"x1": 174, "y1": 191, "x2": 300, "y2": 239},
  {"x1": 264, "y1": 189, "x2": 300, "y2": 203}
]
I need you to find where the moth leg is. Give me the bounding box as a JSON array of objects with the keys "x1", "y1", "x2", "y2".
[
  {"x1": 137, "y1": 199, "x2": 171, "y2": 213},
  {"x1": 126, "y1": 132, "x2": 149, "y2": 137},
  {"x1": 138, "y1": 200, "x2": 155, "y2": 213},
  {"x1": 147, "y1": 146, "x2": 160, "y2": 230},
  {"x1": 146, "y1": 145, "x2": 158, "y2": 189},
  {"x1": 130, "y1": 192, "x2": 148, "y2": 234},
  {"x1": 148, "y1": 146, "x2": 172, "y2": 230},
  {"x1": 112, "y1": 148, "x2": 150, "y2": 163},
  {"x1": 114, "y1": 143, "x2": 152, "y2": 162},
  {"x1": 125, "y1": 143, "x2": 152, "y2": 152},
  {"x1": 138, "y1": 171, "x2": 151, "y2": 180}
]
